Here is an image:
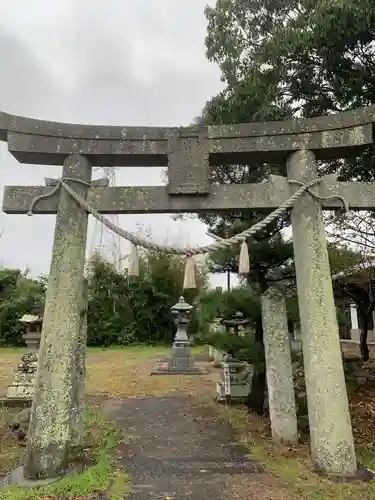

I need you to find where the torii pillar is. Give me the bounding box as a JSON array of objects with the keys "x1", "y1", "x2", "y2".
[
  {"x1": 23, "y1": 155, "x2": 91, "y2": 479},
  {"x1": 287, "y1": 150, "x2": 356, "y2": 475}
]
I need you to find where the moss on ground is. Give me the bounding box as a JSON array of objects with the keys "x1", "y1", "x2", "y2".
[
  {"x1": 1, "y1": 345, "x2": 375, "y2": 499},
  {"x1": 0, "y1": 407, "x2": 128, "y2": 499},
  {"x1": 210, "y1": 399, "x2": 375, "y2": 500}
]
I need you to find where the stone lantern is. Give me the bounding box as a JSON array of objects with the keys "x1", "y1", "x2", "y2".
[
  {"x1": 212, "y1": 314, "x2": 224, "y2": 332},
  {"x1": 20, "y1": 314, "x2": 43, "y2": 350},
  {"x1": 151, "y1": 296, "x2": 205, "y2": 375},
  {"x1": 223, "y1": 311, "x2": 249, "y2": 336},
  {"x1": 171, "y1": 295, "x2": 192, "y2": 345},
  {"x1": 4, "y1": 314, "x2": 43, "y2": 404}
]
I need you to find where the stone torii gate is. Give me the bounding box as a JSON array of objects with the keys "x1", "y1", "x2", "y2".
[{"x1": 2, "y1": 107, "x2": 375, "y2": 481}]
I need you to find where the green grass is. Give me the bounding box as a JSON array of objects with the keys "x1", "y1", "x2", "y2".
[
  {"x1": 0, "y1": 407, "x2": 128, "y2": 500},
  {"x1": 212, "y1": 403, "x2": 375, "y2": 500},
  {"x1": 2, "y1": 345, "x2": 374, "y2": 498},
  {"x1": 85, "y1": 344, "x2": 205, "y2": 353}
]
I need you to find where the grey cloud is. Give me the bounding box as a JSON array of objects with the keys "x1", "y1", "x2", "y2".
[
  {"x1": 0, "y1": 2, "x2": 231, "y2": 289},
  {"x1": 0, "y1": 28, "x2": 64, "y2": 116}
]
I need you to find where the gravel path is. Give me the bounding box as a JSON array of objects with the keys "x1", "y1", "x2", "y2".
[{"x1": 103, "y1": 396, "x2": 264, "y2": 499}]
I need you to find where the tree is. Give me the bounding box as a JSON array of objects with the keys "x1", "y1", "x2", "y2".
[
  {"x1": 200, "y1": 2, "x2": 297, "y2": 413},
  {"x1": 327, "y1": 213, "x2": 375, "y2": 360},
  {"x1": 86, "y1": 250, "x2": 208, "y2": 347},
  {"x1": 205, "y1": 0, "x2": 375, "y2": 112},
  {"x1": 0, "y1": 268, "x2": 45, "y2": 346},
  {"x1": 198, "y1": 0, "x2": 375, "y2": 406},
  {"x1": 204, "y1": 0, "x2": 375, "y2": 180}
]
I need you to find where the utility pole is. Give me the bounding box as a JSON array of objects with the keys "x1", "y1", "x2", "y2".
[{"x1": 206, "y1": 231, "x2": 231, "y2": 291}]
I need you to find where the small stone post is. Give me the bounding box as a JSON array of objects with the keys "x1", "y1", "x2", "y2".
[
  {"x1": 287, "y1": 150, "x2": 357, "y2": 475},
  {"x1": 24, "y1": 154, "x2": 91, "y2": 480},
  {"x1": 71, "y1": 277, "x2": 88, "y2": 449},
  {"x1": 261, "y1": 288, "x2": 298, "y2": 445}
]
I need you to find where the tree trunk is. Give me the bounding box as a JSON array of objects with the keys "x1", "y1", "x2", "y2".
[
  {"x1": 247, "y1": 315, "x2": 266, "y2": 415},
  {"x1": 360, "y1": 315, "x2": 370, "y2": 362},
  {"x1": 247, "y1": 368, "x2": 266, "y2": 415}
]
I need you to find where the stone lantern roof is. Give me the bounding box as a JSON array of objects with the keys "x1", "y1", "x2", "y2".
[{"x1": 19, "y1": 314, "x2": 43, "y2": 324}]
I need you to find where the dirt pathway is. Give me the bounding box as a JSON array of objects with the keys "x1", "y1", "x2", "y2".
[{"x1": 103, "y1": 396, "x2": 288, "y2": 500}]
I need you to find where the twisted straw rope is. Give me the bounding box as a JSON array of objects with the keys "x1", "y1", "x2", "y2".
[{"x1": 27, "y1": 176, "x2": 348, "y2": 256}]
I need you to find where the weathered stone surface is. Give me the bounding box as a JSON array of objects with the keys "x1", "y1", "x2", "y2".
[
  {"x1": 9, "y1": 408, "x2": 31, "y2": 444},
  {"x1": 6, "y1": 179, "x2": 375, "y2": 215},
  {"x1": 23, "y1": 154, "x2": 91, "y2": 480},
  {"x1": 1, "y1": 466, "x2": 60, "y2": 487},
  {"x1": 287, "y1": 150, "x2": 357, "y2": 475},
  {"x1": 71, "y1": 278, "x2": 88, "y2": 449},
  {"x1": 261, "y1": 288, "x2": 298, "y2": 445},
  {"x1": 1, "y1": 105, "x2": 374, "y2": 165},
  {"x1": 168, "y1": 130, "x2": 210, "y2": 195},
  {"x1": 210, "y1": 124, "x2": 372, "y2": 163},
  {"x1": 0, "y1": 397, "x2": 32, "y2": 409},
  {"x1": 7, "y1": 132, "x2": 170, "y2": 166},
  {"x1": 3, "y1": 104, "x2": 375, "y2": 481},
  {"x1": 208, "y1": 105, "x2": 375, "y2": 137},
  {"x1": 0, "y1": 105, "x2": 374, "y2": 141}
]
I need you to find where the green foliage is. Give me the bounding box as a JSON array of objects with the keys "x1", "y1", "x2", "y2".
[
  {"x1": 328, "y1": 243, "x2": 362, "y2": 276},
  {"x1": 197, "y1": 286, "x2": 260, "y2": 337},
  {"x1": 86, "y1": 251, "x2": 207, "y2": 347},
  {"x1": 197, "y1": 286, "x2": 298, "y2": 371},
  {"x1": 200, "y1": 1, "x2": 299, "y2": 297},
  {"x1": 204, "y1": 0, "x2": 375, "y2": 180},
  {"x1": 0, "y1": 250, "x2": 207, "y2": 347},
  {"x1": 0, "y1": 268, "x2": 45, "y2": 346},
  {"x1": 208, "y1": 331, "x2": 265, "y2": 371},
  {"x1": 200, "y1": 1, "x2": 374, "y2": 369}
]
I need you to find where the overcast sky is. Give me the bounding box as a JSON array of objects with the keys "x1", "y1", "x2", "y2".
[{"x1": 0, "y1": 1, "x2": 239, "y2": 288}]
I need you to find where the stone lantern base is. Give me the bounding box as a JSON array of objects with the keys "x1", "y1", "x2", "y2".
[
  {"x1": 151, "y1": 342, "x2": 206, "y2": 375},
  {"x1": 2, "y1": 352, "x2": 38, "y2": 407},
  {"x1": 1, "y1": 313, "x2": 42, "y2": 407}
]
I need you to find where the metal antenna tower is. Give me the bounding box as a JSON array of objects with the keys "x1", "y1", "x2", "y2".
[{"x1": 90, "y1": 166, "x2": 123, "y2": 270}]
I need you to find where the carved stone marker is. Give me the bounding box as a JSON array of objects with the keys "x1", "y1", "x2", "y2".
[
  {"x1": 2, "y1": 106, "x2": 375, "y2": 478},
  {"x1": 261, "y1": 288, "x2": 298, "y2": 445}
]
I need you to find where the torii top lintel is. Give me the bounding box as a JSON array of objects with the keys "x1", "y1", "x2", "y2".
[
  {"x1": 0, "y1": 105, "x2": 374, "y2": 167},
  {"x1": 3, "y1": 106, "x2": 375, "y2": 214}
]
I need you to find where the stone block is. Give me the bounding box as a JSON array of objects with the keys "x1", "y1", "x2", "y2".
[{"x1": 167, "y1": 131, "x2": 210, "y2": 195}]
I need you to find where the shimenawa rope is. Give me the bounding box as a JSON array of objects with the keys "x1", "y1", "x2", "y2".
[{"x1": 27, "y1": 175, "x2": 348, "y2": 287}]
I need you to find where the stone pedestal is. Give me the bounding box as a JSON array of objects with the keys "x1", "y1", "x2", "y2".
[
  {"x1": 6, "y1": 352, "x2": 38, "y2": 400},
  {"x1": 212, "y1": 348, "x2": 226, "y2": 366},
  {"x1": 3, "y1": 314, "x2": 43, "y2": 407},
  {"x1": 215, "y1": 359, "x2": 250, "y2": 403}
]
